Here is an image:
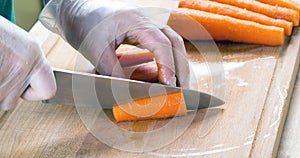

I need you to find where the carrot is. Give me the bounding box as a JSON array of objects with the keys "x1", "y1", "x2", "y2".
[
  {"x1": 256, "y1": 0, "x2": 300, "y2": 18},
  {"x1": 115, "y1": 44, "x2": 157, "y2": 82},
  {"x1": 179, "y1": 0, "x2": 293, "y2": 35},
  {"x1": 116, "y1": 44, "x2": 154, "y2": 67},
  {"x1": 123, "y1": 61, "x2": 158, "y2": 83},
  {"x1": 113, "y1": 91, "x2": 187, "y2": 122},
  {"x1": 168, "y1": 8, "x2": 285, "y2": 46},
  {"x1": 210, "y1": 0, "x2": 299, "y2": 26}
]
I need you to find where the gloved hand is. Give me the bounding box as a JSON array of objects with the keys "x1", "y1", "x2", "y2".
[
  {"x1": 39, "y1": 0, "x2": 190, "y2": 88},
  {"x1": 0, "y1": 16, "x2": 56, "y2": 110}
]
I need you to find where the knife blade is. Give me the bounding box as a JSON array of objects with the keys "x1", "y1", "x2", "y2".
[{"x1": 43, "y1": 68, "x2": 224, "y2": 110}]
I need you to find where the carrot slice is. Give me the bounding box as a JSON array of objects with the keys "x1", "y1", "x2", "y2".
[
  {"x1": 211, "y1": 0, "x2": 299, "y2": 26},
  {"x1": 256, "y1": 0, "x2": 300, "y2": 18},
  {"x1": 168, "y1": 8, "x2": 285, "y2": 46},
  {"x1": 113, "y1": 91, "x2": 187, "y2": 122},
  {"x1": 179, "y1": 0, "x2": 293, "y2": 36}
]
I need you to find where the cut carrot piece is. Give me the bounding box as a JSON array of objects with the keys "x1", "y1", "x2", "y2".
[
  {"x1": 256, "y1": 0, "x2": 300, "y2": 18},
  {"x1": 168, "y1": 8, "x2": 285, "y2": 46},
  {"x1": 179, "y1": 0, "x2": 293, "y2": 35},
  {"x1": 210, "y1": 0, "x2": 299, "y2": 26},
  {"x1": 113, "y1": 91, "x2": 187, "y2": 122}
]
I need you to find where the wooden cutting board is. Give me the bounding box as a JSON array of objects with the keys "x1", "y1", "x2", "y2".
[{"x1": 0, "y1": 22, "x2": 300, "y2": 157}]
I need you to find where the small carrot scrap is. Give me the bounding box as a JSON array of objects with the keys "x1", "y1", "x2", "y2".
[
  {"x1": 113, "y1": 91, "x2": 187, "y2": 122},
  {"x1": 179, "y1": 0, "x2": 293, "y2": 35},
  {"x1": 256, "y1": 0, "x2": 300, "y2": 18},
  {"x1": 168, "y1": 8, "x2": 285, "y2": 46},
  {"x1": 210, "y1": 0, "x2": 299, "y2": 26}
]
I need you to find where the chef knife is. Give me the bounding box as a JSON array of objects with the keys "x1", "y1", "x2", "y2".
[{"x1": 43, "y1": 68, "x2": 224, "y2": 110}]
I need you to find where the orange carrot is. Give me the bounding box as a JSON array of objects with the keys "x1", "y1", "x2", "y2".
[
  {"x1": 210, "y1": 0, "x2": 299, "y2": 26},
  {"x1": 168, "y1": 8, "x2": 285, "y2": 46},
  {"x1": 256, "y1": 0, "x2": 300, "y2": 18},
  {"x1": 179, "y1": 0, "x2": 293, "y2": 35},
  {"x1": 116, "y1": 44, "x2": 154, "y2": 67},
  {"x1": 123, "y1": 61, "x2": 158, "y2": 83},
  {"x1": 115, "y1": 44, "x2": 157, "y2": 82},
  {"x1": 113, "y1": 91, "x2": 187, "y2": 122}
]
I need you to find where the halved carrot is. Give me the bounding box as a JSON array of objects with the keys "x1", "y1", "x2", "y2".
[
  {"x1": 179, "y1": 0, "x2": 293, "y2": 35},
  {"x1": 210, "y1": 0, "x2": 299, "y2": 26},
  {"x1": 113, "y1": 91, "x2": 187, "y2": 122},
  {"x1": 168, "y1": 8, "x2": 285, "y2": 46},
  {"x1": 256, "y1": 0, "x2": 300, "y2": 18}
]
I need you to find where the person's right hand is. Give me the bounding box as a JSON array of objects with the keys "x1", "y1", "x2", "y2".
[
  {"x1": 0, "y1": 16, "x2": 56, "y2": 110},
  {"x1": 39, "y1": 0, "x2": 190, "y2": 88}
]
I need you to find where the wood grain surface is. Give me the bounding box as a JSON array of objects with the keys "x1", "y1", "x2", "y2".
[{"x1": 0, "y1": 22, "x2": 300, "y2": 157}]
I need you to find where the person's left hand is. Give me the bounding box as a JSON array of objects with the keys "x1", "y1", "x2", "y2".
[{"x1": 0, "y1": 16, "x2": 56, "y2": 110}]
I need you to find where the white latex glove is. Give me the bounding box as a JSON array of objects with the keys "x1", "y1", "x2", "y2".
[
  {"x1": 0, "y1": 16, "x2": 56, "y2": 110},
  {"x1": 39, "y1": 0, "x2": 189, "y2": 87}
]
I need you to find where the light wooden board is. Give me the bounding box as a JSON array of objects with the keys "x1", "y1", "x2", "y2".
[
  {"x1": 0, "y1": 22, "x2": 299, "y2": 157},
  {"x1": 251, "y1": 28, "x2": 300, "y2": 157}
]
